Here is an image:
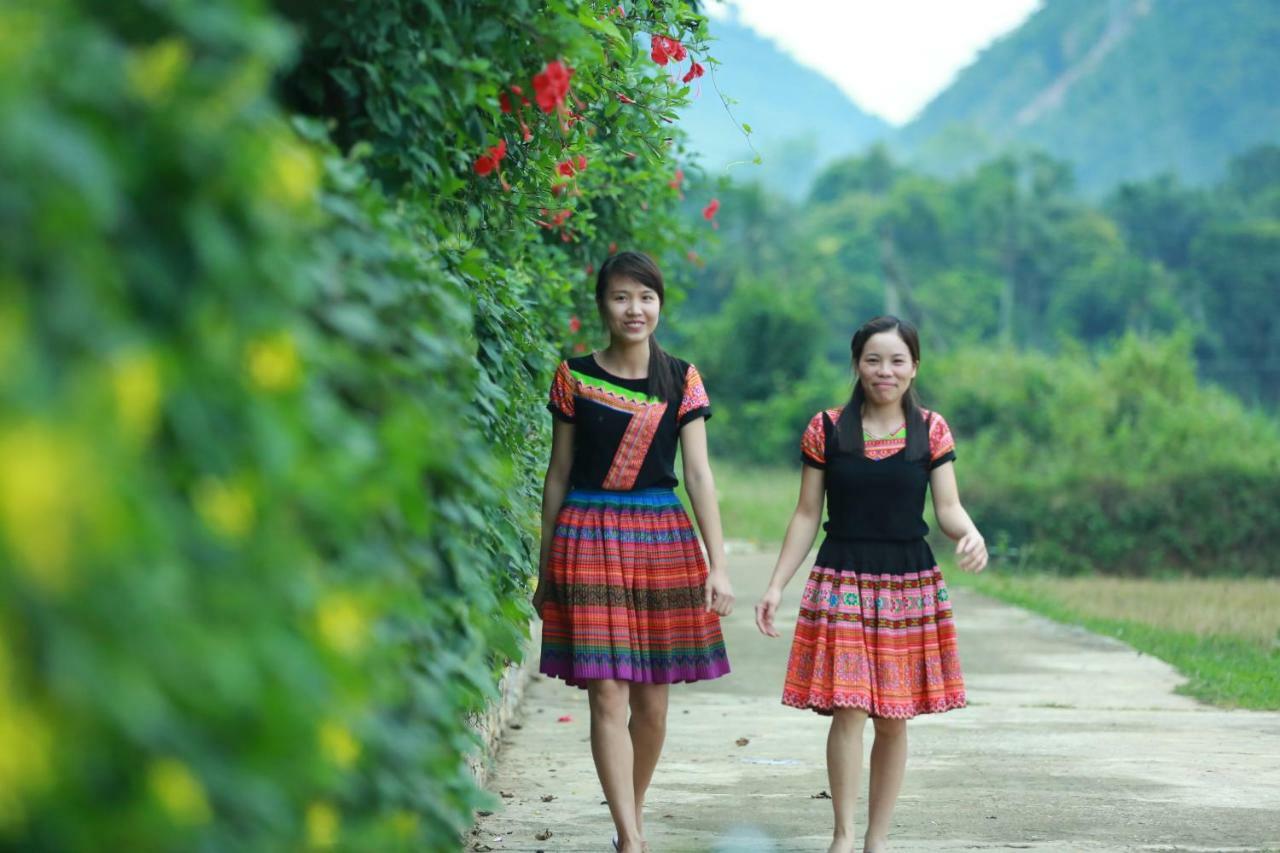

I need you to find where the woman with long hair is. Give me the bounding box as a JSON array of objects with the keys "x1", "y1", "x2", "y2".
[
  {"x1": 755, "y1": 315, "x2": 987, "y2": 853},
  {"x1": 534, "y1": 251, "x2": 734, "y2": 852}
]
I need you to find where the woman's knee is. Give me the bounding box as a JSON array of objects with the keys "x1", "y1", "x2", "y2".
[
  {"x1": 831, "y1": 707, "x2": 869, "y2": 731},
  {"x1": 872, "y1": 717, "x2": 907, "y2": 738},
  {"x1": 588, "y1": 679, "x2": 630, "y2": 720},
  {"x1": 629, "y1": 684, "x2": 669, "y2": 726}
]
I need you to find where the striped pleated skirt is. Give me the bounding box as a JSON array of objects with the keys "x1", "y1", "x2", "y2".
[
  {"x1": 539, "y1": 488, "x2": 731, "y2": 687},
  {"x1": 782, "y1": 538, "x2": 966, "y2": 718}
]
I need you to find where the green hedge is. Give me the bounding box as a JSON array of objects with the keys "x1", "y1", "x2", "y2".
[
  {"x1": 930, "y1": 335, "x2": 1280, "y2": 575},
  {"x1": 0, "y1": 0, "x2": 714, "y2": 848}
]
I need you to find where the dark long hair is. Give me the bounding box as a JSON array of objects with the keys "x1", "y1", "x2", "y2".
[
  {"x1": 835, "y1": 315, "x2": 930, "y2": 461},
  {"x1": 595, "y1": 251, "x2": 682, "y2": 402}
]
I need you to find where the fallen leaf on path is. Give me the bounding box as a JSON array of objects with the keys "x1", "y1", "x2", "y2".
[
  {"x1": 499, "y1": 791, "x2": 514, "y2": 799},
  {"x1": 476, "y1": 810, "x2": 493, "y2": 817},
  {"x1": 472, "y1": 845, "x2": 493, "y2": 852},
  {"x1": 811, "y1": 790, "x2": 831, "y2": 799},
  {"x1": 535, "y1": 829, "x2": 553, "y2": 840},
  {"x1": 735, "y1": 737, "x2": 749, "y2": 746},
  {"x1": 510, "y1": 723, "x2": 523, "y2": 730},
  {"x1": 541, "y1": 794, "x2": 556, "y2": 802}
]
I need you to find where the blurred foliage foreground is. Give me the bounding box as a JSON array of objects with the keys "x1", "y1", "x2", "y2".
[{"x1": 0, "y1": 0, "x2": 716, "y2": 849}]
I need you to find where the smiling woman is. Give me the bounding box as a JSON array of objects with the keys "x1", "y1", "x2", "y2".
[
  {"x1": 754, "y1": 314, "x2": 987, "y2": 853},
  {"x1": 533, "y1": 251, "x2": 734, "y2": 853}
]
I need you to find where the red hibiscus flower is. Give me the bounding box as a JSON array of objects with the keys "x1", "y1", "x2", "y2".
[
  {"x1": 557, "y1": 160, "x2": 576, "y2": 178},
  {"x1": 576, "y1": 155, "x2": 588, "y2": 171},
  {"x1": 499, "y1": 92, "x2": 512, "y2": 114},
  {"x1": 474, "y1": 154, "x2": 496, "y2": 176},
  {"x1": 650, "y1": 35, "x2": 685, "y2": 66},
  {"x1": 489, "y1": 139, "x2": 507, "y2": 162},
  {"x1": 569, "y1": 315, "x2": 582, "y2": 334},
  {"x1": 682, "y1": 61, "x2": 704, "y2": 84},
  {"x1": 649, "y1": 34, "x2": 670, "y2": 65},
  {"x1": 532, "y1": 60, "x2": 572, "y2": 114},
  {"x1": 702, "y1": 198, "x2": 720, "y2": 220}
]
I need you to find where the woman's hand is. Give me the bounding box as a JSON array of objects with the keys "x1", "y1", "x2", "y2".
[
  {"x1": 704, "y1": 566, "x2": 735, "y2": 617},
  {"x1": 955, "y1": 529, "x2": 988, "y2": 573},
  {"x1": 531, "y1": 577, "x2": 548, "y2": 617},
  {"x1": 754, "y1": 586, "x2": 783, "y2": 638}
]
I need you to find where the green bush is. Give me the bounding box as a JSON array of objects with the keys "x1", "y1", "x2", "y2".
[
  {"x1": 931, "y1": 335, "x2": 1280, "y2": 574},
  {"x1": 0, "y1": 0, "x2": 713, "y2": 848}
]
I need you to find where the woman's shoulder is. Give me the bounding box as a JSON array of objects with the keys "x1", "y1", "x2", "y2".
[
  {"x1": 813, "y1": 406, "x2": 845, "y2": 426},
  {"x1": 564, "y1": 353, "x2": 595, "y2": 373}
]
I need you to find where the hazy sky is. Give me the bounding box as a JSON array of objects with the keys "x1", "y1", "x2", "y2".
[{"x1": 708, "y1": 0, "x2": 1042, "y2": 125}]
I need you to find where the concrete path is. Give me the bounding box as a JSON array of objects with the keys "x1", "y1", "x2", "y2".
[{"x1": 474, "y1": 552, "x2": 1280, "y2": 852}]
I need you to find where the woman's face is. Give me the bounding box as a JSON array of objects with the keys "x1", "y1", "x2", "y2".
[
  {"x1": 600, "y1": 275, "x2": 661, "y2": 344},
  {"x1": 856, "y1": 330, "x2": 918, "y2": 406}
]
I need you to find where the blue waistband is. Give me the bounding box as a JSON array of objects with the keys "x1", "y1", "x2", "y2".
[{"x1": 566, "y1": 487, "x2": 679, "y2": 506}]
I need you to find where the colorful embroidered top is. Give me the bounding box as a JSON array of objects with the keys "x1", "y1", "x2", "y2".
[
  {"x1": 548, "y1": 354, "x2": 712, "y2": 491},
  {"x1": 800, "y1": 407, "x2": 956, "y2": 541}
]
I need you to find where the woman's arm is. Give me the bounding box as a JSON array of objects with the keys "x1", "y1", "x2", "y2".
[
  {"x1": 755, "y1": 465, "x2": 826, "y2": 637},
  {"x1": 680, "y1": 417, "x2": 734, "y2": 617},
  {"x1": 533, "y1": 419, "x2": 575, "y2": 614},
  {"x1": 929, "y1": 461, "x2": 987, "y2": 573}
]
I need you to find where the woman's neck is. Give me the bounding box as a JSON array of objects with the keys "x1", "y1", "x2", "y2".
[
  {"x1": 861, "y1": 400, "x2": 906, "y2": 430},
  {"x1": 598, "y1": 339, "x2": 651, "y2": 379}
]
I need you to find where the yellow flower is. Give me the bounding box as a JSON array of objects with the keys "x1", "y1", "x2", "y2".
[
  {"x1": 246, "y1": 330, "x2": 301, "y2": 392},
  {"x1": 0, "y1": 424, "x2": 76, "y2": 593},
  {"x1": 127, "y1": 38, "x2": 189, "y2": 104},
  {"x1": 147, "y1": 758, "x2": 211, "y2": 825},
  {"x1": 306, "y1": 801, "x2": 340, "y2": 849},
  {"x1": 110, "y1": 349, "x2": 162, "y2": 443},
  {"x1": 315, "y1": 593, "x2": 369, "y2": 657},
  {"x1": 388, "y1": 809, "x2": 419, "y2": 838},
  {"x1": 319, "y1": 721, "x2": 361, "y2": 769},
  {"x1": 265, "y1": 134, "x2": 321, "y2": 209},
  {"x1": 192, "y1": 476, "x2": 255, "y2": 540}
]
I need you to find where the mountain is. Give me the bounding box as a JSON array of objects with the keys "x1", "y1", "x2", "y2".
[
  {"x1": 896, "y1": 0, "x2": 1280, "y2": 194},
  {"x1": 678, "y1": 15, "x2": 890, "y2": 199}
]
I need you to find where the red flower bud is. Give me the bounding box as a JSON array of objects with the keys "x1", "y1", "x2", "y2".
[
  {"x1": 682, "y1": 61, "x2": 704, "y2": 84},
  {"x1": 569, "y1": 315, "x2": 582, "y2": 333},
  {"x1": 499, "y1": 92, "x2": 512, "y2": 114},
  {"x1": 576, "y1": 155, "x2": 588, "y2": 171},
  {"x1": 702, "y1": 198, "x2": 720, "y2": 220}
]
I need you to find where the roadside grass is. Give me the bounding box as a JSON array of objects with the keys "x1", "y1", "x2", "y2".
[
  {"x1": 696, "y1": 462, "x2": 1280, "y2": 711},
  {"x1": 946, "y1": 570, "x2": 1280, "y2": 710}
]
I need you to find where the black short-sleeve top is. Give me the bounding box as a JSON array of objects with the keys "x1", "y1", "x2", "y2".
[
  {"x1": 547, "y1": 354, "x2": 712, "y2": 491},
  {"x1": 800, "y1": 406, "x2": 956, "y2": 541}
]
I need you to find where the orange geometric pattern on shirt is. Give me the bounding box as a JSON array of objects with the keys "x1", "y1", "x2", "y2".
[
  {"x1": 572, "y1": 379, "x2": 669, "y2": 491},
  {"x1": 802, "y1": 407, "x2": 956, "y2": 463}
]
